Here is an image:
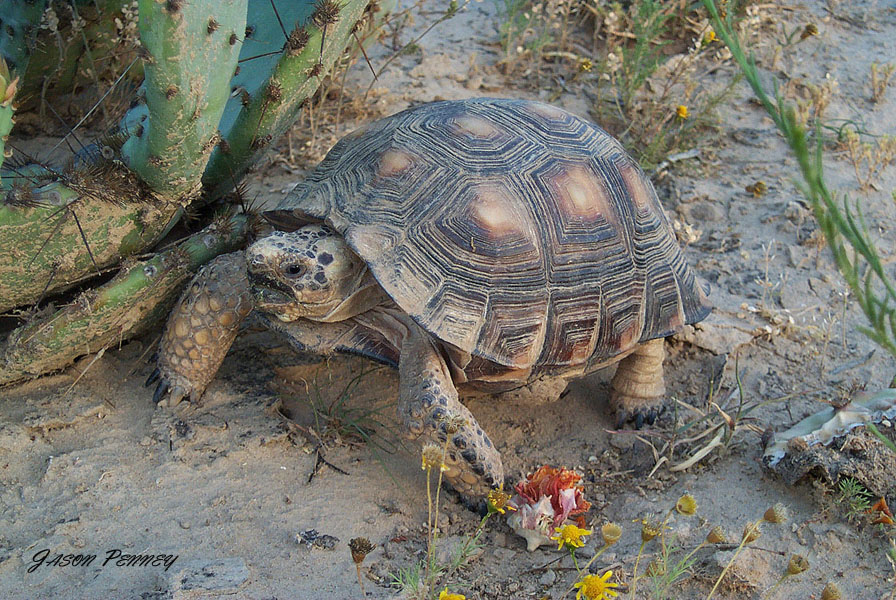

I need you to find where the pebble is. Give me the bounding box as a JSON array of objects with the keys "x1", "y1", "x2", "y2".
[
  {"x1": 539, "y1": 569, "x2": 557, "y2": 586},
  {"x1": 170, "y1": 558, "x2": 249, "y2": 593}
]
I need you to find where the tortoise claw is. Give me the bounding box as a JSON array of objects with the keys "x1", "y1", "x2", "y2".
[
  {"x1": 615, "y1": 405, "x2": 662, "y2": 430},
  {"x1": 145, "y1": 368, "x2": 161, "y2": 387},
  {"x1": 152, "y1": 381, "x2": 170, "y2": 405}
]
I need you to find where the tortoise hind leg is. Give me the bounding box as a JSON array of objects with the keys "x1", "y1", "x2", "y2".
[
  {"x1": 610, "y1": 338, "x2": 666, "y2": 428},
  {"x1": 398, "y1": 326, "x2": 504, "y2": 498}
]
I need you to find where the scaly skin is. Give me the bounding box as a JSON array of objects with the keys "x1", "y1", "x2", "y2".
[
  {"x1": 148, "y1": 252, "x2": 254, "y2": 407},
  {"x1": 609, "y1": 337, "x2": 666, "y2": 428},
  {"x1": 398, "y1": 326, "x2": 503, "y2": 496},
  {"x1": 152, "y1": 227, "x2": 505, "y2": 496}
]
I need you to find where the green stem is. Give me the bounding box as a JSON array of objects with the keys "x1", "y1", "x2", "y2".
[
  {"x1": 629, "y1": 540, "x2": 647, "y2": 600},
  {"x1": 706, "y1": 522, "x2": 758, "y2": 600}
]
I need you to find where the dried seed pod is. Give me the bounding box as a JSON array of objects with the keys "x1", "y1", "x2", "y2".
[{"x1": 348, "y1": 537, "x2": 374, "y2": 564}]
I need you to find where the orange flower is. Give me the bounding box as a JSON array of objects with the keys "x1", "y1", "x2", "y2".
[
  {"x1": 512, "y1": 465, "x2": 591, "y2": 527},
  {"x1": 869, "y1": 497, "x2": 894, "y2": 525}
]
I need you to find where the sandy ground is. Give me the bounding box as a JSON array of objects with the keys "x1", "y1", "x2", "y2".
[{"x1": 2, "y1": 0, "x2": 896, "y2": 598}]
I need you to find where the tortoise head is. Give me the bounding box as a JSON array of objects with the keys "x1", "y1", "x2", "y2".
[{"x1": 247, "y1": 225, "x2": 368, "y2": 322}]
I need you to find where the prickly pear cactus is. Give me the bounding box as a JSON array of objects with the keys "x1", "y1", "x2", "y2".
[
  {"x1": 0, "y1": 0, "x2": 386, "y2": 384},
  {"x1": 0, "y1": 0, "x2": 143, "y2": 117},
  {"x1": 0, "y1": 213, "x2": 250, "y2": 385},
  {"x1": 0, "y1": 60, "x2": 17, "y2": 177}
]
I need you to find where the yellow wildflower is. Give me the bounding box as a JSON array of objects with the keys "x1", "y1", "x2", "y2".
[
  {"x1": 675, "y1": 494, "x2": 697, "y2": 516},
  {"x1": 551, "y1": 523, "x2": 592, "y2": 550},
  {"x1": 600, "y1": 522, "x2": 622, "y2": 546},
  {"x1": 439, "y1": 589, "x2": 466, "y2": 600},
  {"x1": 676, "y1": 105, "x2": 689, "y2": 119},
  {"x1": 421, "y1": 444, "x2": 447, "y2": 472},
  {"x1": 637, "y1": 516, "x2": 666, "y2": 542},
  {"x1": 703, "y1": 29, "x2": 717, "y2": 44},
  {"x1": 579, "y1": 58, "x2": 593, "y2": 72},
  {"x1": 487, "y1": 485, "x2": 515, "y2": 515},
  {"x1": 574, "y1": 571, "x2": 620, "y2": 600}
]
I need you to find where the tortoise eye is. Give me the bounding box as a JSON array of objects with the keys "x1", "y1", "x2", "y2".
[{"x1": 283, "y1": 263, "x2": 306, "y2": 277}]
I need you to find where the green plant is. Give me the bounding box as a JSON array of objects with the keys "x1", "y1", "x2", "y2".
[
  {"x1": 0, "y1": 0, "x2": 387, "y2": 383},
  {"x1": 836, "y1": 477, "x2": 873, "y2": 523},
  {"x1": 305, "y1": 366, "x2": 398, "y2": 455},
  {"x1": 388, "y1": 416, "x2": 506, "y2": 599},
  {"x1": 703, "y1": 0, "x2": 896, "y2": 373},
  {"x1": 586, "y1": 1, "x2": 741, "y2": 169}
]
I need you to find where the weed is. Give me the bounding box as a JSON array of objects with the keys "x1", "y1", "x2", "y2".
[
  {"x1": 495, "y1": 0, "x2": 575, "y2": 77},
  {"x1": 870, "y1": 62, "x2": 895, "y2": 104},
  {"x1": 304, "y1": 366, "x2": 396, "y2": 451},
  {"x1": 703, "y1": 0, "x2": 896, "y2": 370},
  {"x1": 387, "y1": 414, "x2": 504, "y2": 599},
  {"x1": 589, "y1": 1, "x2": 743, "y2": 168},
  {"x1": 836, "y1": 476, "x2": 873, "y2": 523},
  {"x1": 841, "y1": 129, "x2": 896, "y2": 190}
]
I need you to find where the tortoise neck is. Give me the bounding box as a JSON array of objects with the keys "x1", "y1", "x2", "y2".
[{"x1": 309, "y1": 269, "x2": 389, "y2": 323}]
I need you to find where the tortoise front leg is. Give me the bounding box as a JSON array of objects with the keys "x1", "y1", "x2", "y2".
[
  {"x1": 609, "y1": 337, "x2": 666, "y2": 428},
  {"x1": 147, "y1": 252, "x2": 254, "y2": 407},
  {"x1": 398, "y1": 325, "x2": 504, "y2": 497}
]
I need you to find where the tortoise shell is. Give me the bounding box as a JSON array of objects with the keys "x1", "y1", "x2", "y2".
[{"x1": 275, "y1": 97, "x2": 710, "y2": 374}]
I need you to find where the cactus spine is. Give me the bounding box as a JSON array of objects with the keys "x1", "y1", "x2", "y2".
[
  {"x1": 0, "y1": 214, "x2": 249, "y2": 384},
  {"x1": 202, "y1": 0, "x2": 372, "y2": 193},
  {"x1": 120, "y1": 0, "x2": 248, "y2": 201}
]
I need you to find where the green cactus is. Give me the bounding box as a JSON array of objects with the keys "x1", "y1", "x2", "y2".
[
  {"x1": 0, "y1": 0, "x2": 387, "y2": 381},
  {"x1": 119, "y1": 0, "x2": 247, "y2": 201},
  {"x1": 203, "y1": 0, "x2": 373, "y2": 193},
  {"x1": 0, "y1": 213, "x2": 249, "y2": 385},
  {"x1": 0, "y1": 160, "x2": 178, "y2": 313},
  {"x1": 1, "y1": 0, "x2": 249, "y2": 310},
  {"x1": 0, "y1": 59, "x2": 18, "y2": 183},
  {"x1": 0, "y1": 0, "x2": 48, "y2": 81},
  {"x1": 0, "y1": 1, "x2": 143, "y2": 119}
]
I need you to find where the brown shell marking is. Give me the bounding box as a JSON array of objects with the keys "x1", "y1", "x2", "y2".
[
  {"x1": 470, "y1": 184, "x2": 530, "y2": 239},
  {"x1": 452, "y1": 114, "x2": 503, "y2": 139},
  {"x1": 547, "y1": 164, "x2": 617, "y2": 223},
  {"x1": 378, "y1": 148, "x2": 416, "y2": 177}
]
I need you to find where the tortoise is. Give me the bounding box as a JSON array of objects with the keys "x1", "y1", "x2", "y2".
[{"x1": 148, "y1": 97, "x2": 711, "y2": 497}]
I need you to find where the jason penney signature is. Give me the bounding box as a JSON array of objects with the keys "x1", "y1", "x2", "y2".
[{"x1": 28, "y1": 549, "x2": 179, "y2": 573}]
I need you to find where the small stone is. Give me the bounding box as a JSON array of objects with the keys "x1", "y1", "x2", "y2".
[
  {"x1": 139, "y1": 436, "x2": 154, "y2": 447},
  {"x1": 539, "y1": 569, "x2": 556, "y2": 586},
  {"x1": 170, "y1": 558, "x2": 249, "y2": 593},
  {"x1": 465, "y1": 75, "x2": 483, "y2": 90}
]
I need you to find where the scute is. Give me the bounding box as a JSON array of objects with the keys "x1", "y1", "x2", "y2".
[{"x1": 276, "y1": 98, "x2": 711, "y2": 370}]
